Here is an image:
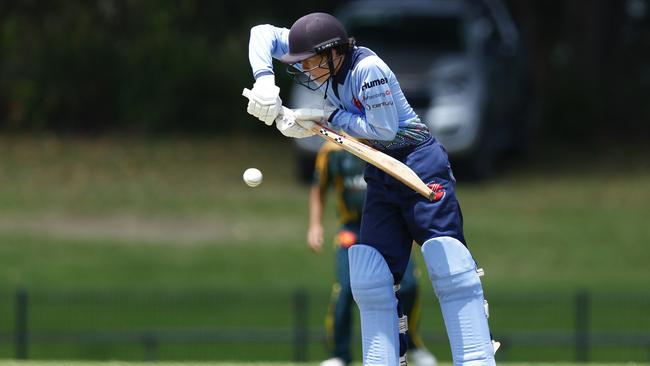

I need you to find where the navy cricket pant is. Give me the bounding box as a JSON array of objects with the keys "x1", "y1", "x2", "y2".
[{"x1": 359, "y1": 137, "x2": 466, "y2": 282}]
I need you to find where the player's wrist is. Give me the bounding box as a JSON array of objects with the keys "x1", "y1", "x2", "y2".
[
  {"x1": 255, "y1": 74, "x2": 276, "y2": 86},
  {"x1": 308, "y1": 222, "x2": 323, "y2": 230}
]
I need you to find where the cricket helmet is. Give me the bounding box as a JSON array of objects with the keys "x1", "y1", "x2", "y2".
[{"x1": 280, "y1": 12, "x2": 351, "y2": 64}]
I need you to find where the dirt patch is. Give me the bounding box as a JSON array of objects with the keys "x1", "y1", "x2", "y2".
[{"x1": 0, "y1": 213, "x2": 303, "y2": 245}]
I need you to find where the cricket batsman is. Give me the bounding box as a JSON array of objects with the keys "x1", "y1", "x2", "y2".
[
  {"x1": 309, "y1": 142, "x2": 437, "y2": 366},
  {"x1": 245, "y1": 12, "x2": 497, "y2": 366}
]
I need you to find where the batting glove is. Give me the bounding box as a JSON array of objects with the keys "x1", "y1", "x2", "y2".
[
  {"x1": 275, "y1": 108, "x2": 315, "y2": 138},
  {"x1": 293, "y1": 106, "x2": 337, "y2": 124},
  {"x1": 246, "y1": 75, "x2": 282, "y2": 126}
]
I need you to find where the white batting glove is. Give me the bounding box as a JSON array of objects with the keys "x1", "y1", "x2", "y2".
[
  {"x1": 275, "y1": 108, "x2": 315, "y2": 138},
  {"x1": 293, "y1": 106, "x2": 337, "y2": 124},
  {"x1": 246, "y1": 75, "x2": 282, "y2": 126}
]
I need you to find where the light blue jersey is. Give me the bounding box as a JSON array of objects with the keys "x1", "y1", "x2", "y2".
[{"x1": 249, "y1": 24, "x2": 430, "y2": 150}]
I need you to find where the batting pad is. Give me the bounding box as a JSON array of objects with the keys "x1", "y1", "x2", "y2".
[
  {"x1": 349, "y1": 244, "x2": 400, "y2": 366},
  {"x1": 421, "y1": 237, "x2": 496, "y2": 366}
]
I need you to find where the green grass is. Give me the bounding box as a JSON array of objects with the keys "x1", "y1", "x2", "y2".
[
  {"x1": 0, "y1": 135, "x2": 648, "y2": 291},
  {"x1": 0, "y1": 135, "x2": 648, "y2": 362}
]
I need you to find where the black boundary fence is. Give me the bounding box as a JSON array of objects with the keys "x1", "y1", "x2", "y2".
[{"x1": 2, "y1": 288, "x2": 650, "y2": 362}]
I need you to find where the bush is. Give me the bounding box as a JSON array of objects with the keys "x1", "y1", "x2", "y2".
[{"x1": 0, "y1": 1, "x2": 336, "y2": 135}]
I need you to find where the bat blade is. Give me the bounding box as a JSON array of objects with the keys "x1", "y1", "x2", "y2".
[
  {"x1": 242, "y1": 88, "x2": 435, "y2": 200},
  {"x1": 312, "y1": 124, "x2": 435, "y2": 200}
]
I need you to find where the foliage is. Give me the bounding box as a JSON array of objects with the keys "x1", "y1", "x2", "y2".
[
  {"x1": 1, "y1": 1, "x2": 649, "y2": 140},
  {"x1": 0, "y1": 1, "x2": 337, "y2": 134}
]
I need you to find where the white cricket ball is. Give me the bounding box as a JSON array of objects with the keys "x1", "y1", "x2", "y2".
[{"x1": 243, "y1": 168, "x2": 263, "y2": 187}]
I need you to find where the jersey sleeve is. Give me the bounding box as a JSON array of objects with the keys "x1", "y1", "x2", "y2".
[
  {"x1": 329, "y1": 57, "x2": 398, "y2": 140},
  {"x1": 248, "y1": 24, "x2": 290, "y2": 80}
]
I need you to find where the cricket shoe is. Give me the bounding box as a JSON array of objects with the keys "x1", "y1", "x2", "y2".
[
  {"x1": 319, "y1": 357, "x2": 346, "y2": 366},
  {"x1": 407, "y1": 348, "x2": 437, "y2": 366},
  {"x1": 492, "y1": 340, "x2": 501, "y2": 354}
]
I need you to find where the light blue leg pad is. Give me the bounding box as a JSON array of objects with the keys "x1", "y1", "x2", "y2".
[
  {"x1": 349, "y1": 244, "x2": 399, "y2": 366},
  {"x1": 421, "y1": 237, "x2": 496, "y2": 366}
]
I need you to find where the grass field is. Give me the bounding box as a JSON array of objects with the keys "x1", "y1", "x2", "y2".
[
  {"x1": 0, "y1": 135, "x2": 648, "y2": 291},
  {"x1": 0, "y1": 135, "x2": 648, "y2": 362}
]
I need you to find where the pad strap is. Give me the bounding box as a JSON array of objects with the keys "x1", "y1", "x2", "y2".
[
  {"x1": 400, "y1": 354, "x2": 408, "y2": 366},
  {"x1": 399, "y1": 315, "x2": 408, "y2": 334}
]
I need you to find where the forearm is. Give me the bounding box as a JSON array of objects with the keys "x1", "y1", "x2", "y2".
[
  {"x1": 330, "y1": 109, "x2": 397, "y2": 140},
  {"x1": 246, "y1": 25, "x2": 288, "y2": 125},
  {"x1": 248, "y1": 24, "x2": 290, "y2": 79},
  {"x1": 308, "y1": 186, "x2": 324, "y2": 227}
]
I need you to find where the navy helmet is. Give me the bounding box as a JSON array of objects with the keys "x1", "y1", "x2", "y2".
[{"x1": 280, "y1": 12, "x2": 352, "y2": 64}]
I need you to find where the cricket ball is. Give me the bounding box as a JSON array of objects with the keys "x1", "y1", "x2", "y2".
[{"x1": 243, "y1": 168, "x2": 263, "y2": 187}]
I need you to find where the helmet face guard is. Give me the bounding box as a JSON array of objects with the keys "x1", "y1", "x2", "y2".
[
  {"x1": 286, "y1": 51, "x2": 346, "y2": 91},
  {"x1": 280, "y1": 13, "x2": 352, "y2": 91}
]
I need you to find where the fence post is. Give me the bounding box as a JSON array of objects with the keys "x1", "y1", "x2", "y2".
[
  {"x1": 143, "y1": 333, "x2": 158, "y2": 362},
  {"x1": 15, "y1": 288, "x2": 28, "y2": 360},
  {"x1": 497, "y1": 336, "x2": 509, "y2": 362},
  {"x1": 575, "y1": 290, "x2": 590, "y2": 363},
  {"x1": 293, "y1": 288, "x2": 309, "y2": 362}
]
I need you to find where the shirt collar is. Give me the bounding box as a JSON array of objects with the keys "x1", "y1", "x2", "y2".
[{"x1": 334, "y1": 46, "x2": 358, "y2": 85}]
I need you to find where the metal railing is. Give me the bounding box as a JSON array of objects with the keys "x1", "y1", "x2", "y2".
[{"x1": 2, "y1": 288, "x2": 649, "y2": 362}]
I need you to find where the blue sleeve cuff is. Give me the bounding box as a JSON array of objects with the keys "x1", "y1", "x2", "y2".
[
  {"x1": 328, "y1": 109, "x2": 340, "y2": 123},
  {"x1": 254, "y1": 70, "x2": 274, "y2": 79}
]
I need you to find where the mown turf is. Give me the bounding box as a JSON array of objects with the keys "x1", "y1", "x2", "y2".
[{"x1": 0, "y1": 136, "x2": 648, "y2": 291}]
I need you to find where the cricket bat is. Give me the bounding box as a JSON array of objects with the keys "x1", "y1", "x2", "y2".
[{"x1": 243, "y1": 88, "x2": 436, "y2": 201}]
